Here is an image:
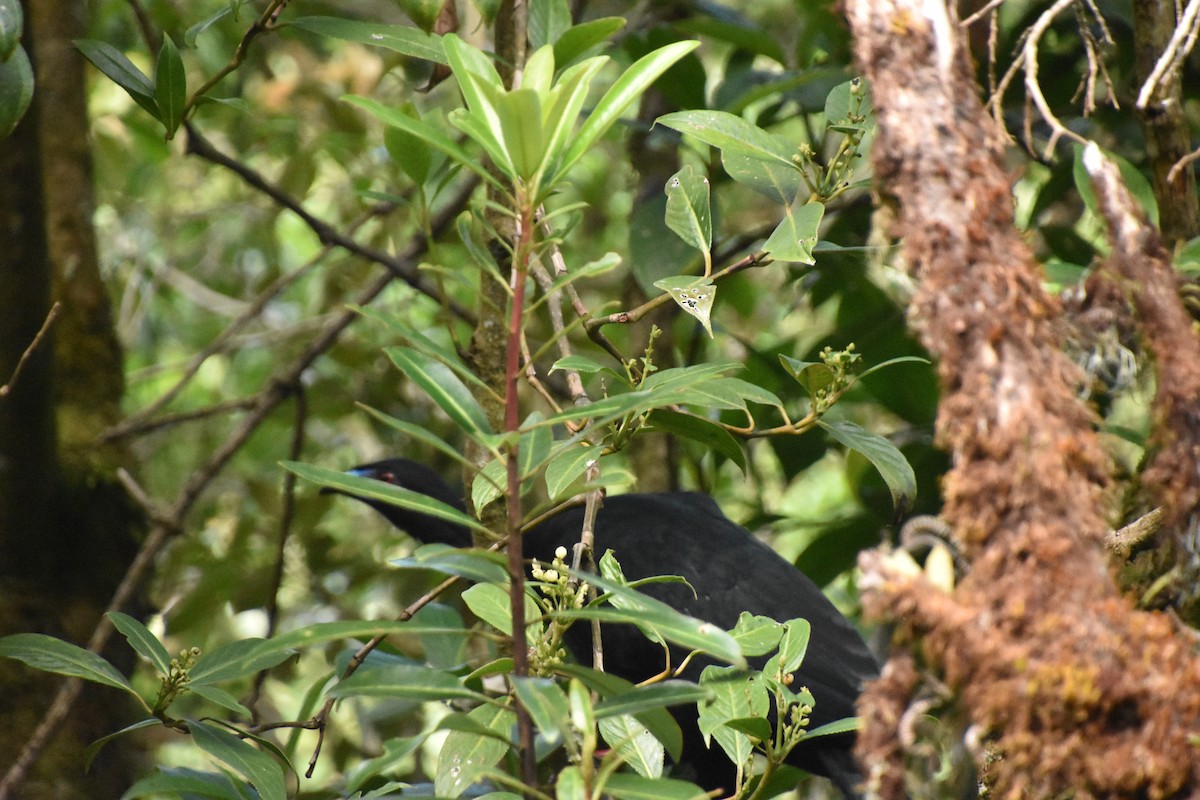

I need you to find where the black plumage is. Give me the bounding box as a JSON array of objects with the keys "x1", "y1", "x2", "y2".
[{"x1": 326, "y1": 457, "x2": 878, "y2": 797}]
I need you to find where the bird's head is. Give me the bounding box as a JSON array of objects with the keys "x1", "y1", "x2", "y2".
[{"x1": 321, "y1": 457, "x2": 472, "y2": 547}]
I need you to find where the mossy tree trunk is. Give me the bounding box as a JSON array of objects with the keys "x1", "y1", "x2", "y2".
[{"x1": 0, "y1": 0, "x2": 143, "y2": 797}]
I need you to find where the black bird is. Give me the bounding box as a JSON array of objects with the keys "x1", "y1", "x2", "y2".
[{"x1": 326, "y1": 457, "x2": 879, "y2": 797}]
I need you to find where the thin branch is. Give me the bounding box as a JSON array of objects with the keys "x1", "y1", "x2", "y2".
[
  {"x1": 184, "y1": 124, "x2": 477, "y2": 324},
  {"x1": 182, "y1": 0, "x2": 288, "y2": 118},
  {"x1": 0, "y1": 301, "x2": 61, "y2": 398},
  {"x1": 1137, "y1": 0, "x2": 1200, "y2": 109},
  {"x1": 960, "y1": 0, "x2": 1006, "y2": 29}
]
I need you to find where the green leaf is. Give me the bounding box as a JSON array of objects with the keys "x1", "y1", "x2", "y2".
[
  {"x1": 818, "y1": 419, "x2": 917, "y2": 511},
  {"x1": 803, "y1": 716, "x2": 861, "y2": 739},
  {"x1": 598, "y1": 714, "x2": 664, "y2": 778},
  {"x1": 0, "y1": 0, "x2": 21, "y2": 60},
  {"x1": 0, "y1": 633, "x2": 135, "y2": 695},
  {"x1": 723, "y1": 716, "x2": 772, "y2": 741},
  {"x1": 85, "y1": 718, "x2": 161, "y2": 772},
  {"x1": 120, "y1": 767, "x2": 246, "y2": 800},
  {"x1": 386, "y1": 346, "x2": 495, "y2": 438},
  {"x1": 549, "y1": 354, "x2": 607, "y2": 374},
  {"x1": 664, "y1": 166, "x2": 712, "y2": 261},
  {"x1": 289, "y1": 17, "x2": 446, "y2": 64},
  {"x1": 728, "y1": 613, "x2": 783, "y2": 657},
  {"x1": 493, "y1": 86, "x2": 545, "y2": 180},
  {"x1": 462, "y1": 582, "x2": 541, "y2": 642},
  {"x1": 188, "y1": 684, "x2": 251, "y2": 716},
  {"x1": 825, "y1": 78, "x2": 873, "y2": 133},
  {"x1": 188, "y1": 638, "x2": 296, "y2": 686},
  {"x1": 553, "y1": 17, "x2": 624, "y2": 68},
  {"x1": 697, "y1": 665, "x2": 767, "y2": 768},
  {"x1": 529, "y1": 0, "x2": 571, "y2": 49},
  {"x1": 653, "y1": 276, "x2": 715, "y2": 337},
  {"x1": 601, "y1": 772, "x2": 709, "y2": 800},
  {"x1": 356, "y1": 403, "x2": 465, "y2": 464},
  {"x1": 856, "y1": 354, "x2": 931, "y2": 381},
  {"x1": 543, "y1": 443, "x2": 600, "y2": 500},
  {"x1": 188, "y1": 719, "x2": 287, "y2": 800},
  {"x1": 722, "y1": 150, "x2": 803, "y2": 205},
  {"x1": 656, "y1": 109, "x2": 796, "y2": 167},
  {"x1": 557, "y1": 664, "x2": 683, "y2": 761},
  {"x1": 554, "y1": 40, "x2": 700, "y2": 185},
  {"x1": 436, "y1": 703, "x2": 515, "y2": 797},
  {"x1": 645, "y1": 410, "x2": 745, "y2": 471},
  {"x1": 774, "y1": 618, "x2": 811, "y2": 675},
  {"x1": 512, "y1": 676, "x2": 570, "y2": 744},
  {"x1": 471, "y1": 457, "x2": 507, "y2": 515},
  {"x1": 382, "y1": 102, "x2": 436, "y2": 185},
  {"x1": 763, "y1": 201, "x2": 823, "y2": 264},
  {"x1": 184, "y1": 6, "x2": 232, "y2": 48},
  {"x1": 107, "y1": 611, "x2": 171, "y2": 675},
  {"x1": 288, "y1": 461, "x2": 491, "y2": 537},
  {"x1": 343, "y1": 95, "x2": 501, "y2": 189},
  {"x1": 74, "y1": 39, "x2": 159, "y2": 119},
  {"x1": 557, "y1": 765, "x2": 587, "y2": 800},
  {"x1": 558, "y1": 568, "x2": 744, "y2": 667},
  {"x1": 154, "y1": 35, "x2": 185, "y2": 138},
  {"x1": 593, "y1": 681, "x2": 709, "y2": 719},
  {"x1": 0, "y1": 42, "x2": 33, "y2": 139},
  {"x1": 331, "y1": 662, "x2": 486, "y2": 701},
  {"x1": 393, "y1": 544, "x2": 509, "y2": 583},
  {"x1": 778, "y1": 354, "x2": 836, "y2": 397}
]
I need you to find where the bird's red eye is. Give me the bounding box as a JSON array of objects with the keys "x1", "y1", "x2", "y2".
[{"x1": 380, "y1": 471, "x2": 396, "y2": 484}]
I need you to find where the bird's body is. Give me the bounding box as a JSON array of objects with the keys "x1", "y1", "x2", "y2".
[{"x1": 328, "y1": 458, "x2": 878, "y2": 797}]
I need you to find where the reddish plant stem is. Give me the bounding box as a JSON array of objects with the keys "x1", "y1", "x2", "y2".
[{"x1": 506, "y1": 199, "x2": 537, "y2": 792}]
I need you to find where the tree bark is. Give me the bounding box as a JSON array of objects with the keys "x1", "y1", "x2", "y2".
[
  {"x1": 0, "y1": 1, "x2": 142, "y2": 797},
  {"x1": 845, "y1": 0, "x2": 1200, "y2": 796}
]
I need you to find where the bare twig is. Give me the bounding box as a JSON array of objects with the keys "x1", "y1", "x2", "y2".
[
  {"x1": 1137, "y1": 0, "x2": 1200, "y2": 108},
  {"x1": 0, "y1": 301, "x2": 61, "y2": 398}
]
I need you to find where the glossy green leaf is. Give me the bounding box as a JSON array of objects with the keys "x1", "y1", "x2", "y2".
[
  {"x1": 382, "y1": 102, "x2": 436, "y2": 184},
  {"x1": 287, "y1": 461, "x2": 491, "y2": 535},
  {"x1": 554, "y1": 40, "x2": 700, "y2": 185},
  {"x1": 656, "y1": 109, "x2": 796, "y2": 167},
  {"x1": 187, "y1": 684, "x2": 250, "y2": 716},
  {"x1": 107, "y1": 612, "x2": 171, "y2": 675},
  {"x1": 356, "y1": 404, "x2": 465, "y2": 465},
  {"x1": 154, "y1": 35, "x2": 185, "y2": 138},
  {"x1": 183, "y1": 6, "x2": 232, "y2": 47},
  {"x1": 723, "y1": 716, "x2": 772, "y2": 741},
  {"x1": 188, "y1": 638, "x2": 295, "y2": 686},
  {"x1": 0, "y1": 0, "x2": 21, "y2": 60},
  {"x1": 697, "y1": 665, "x2": 766, "y2": 768},
  {"x1": 529, "y1": 0, "x2": 571, "y2": 49},
  {"x1": 386, "y1": 346, "x2": 495, "y2": 438},
  {"x1": 543, "y1": 442, "x2": 600, "y2": 500},
  {"x1": 188, "y1": 720, "x2": 286, "y2": 800},
  {"x1": 601, "y1": 772, "x2": 709, "y2": 800},
  {"x1": 593, "y1": 681, "x2": 709, "y2": 719},
  {"x1": 763, "y1": 201, "x2": 823, "y2": 264},
  {"x1": 653, "y1": 276, "x2": 715, "y2": 337},
  {"x1": 775, "y1": 618, "x2": 811, "y2": 675},
  {"x1": 392, "y1": 545, "x2": 509, "y2": 583},
  {"x1": 558, "y1": 569, "x2": 744, "y2": 667},
  {"x1": 557, "y1": 664, "x2": 683, "y2": 761},
  {"x1": 120, "y1": 767, "x2": 246, "y2": 800},
  {"x1": 804, "y1": 716, "x2": 861, "y2": 739},
  {"x1": 74, "y1": 39, "x2": 159, "y2": 118},
  {"x1": 664, "y1": 166, "x2": 712, "y2": 261},
  {"x1": 536, "y1": 57, "x2": 606, "y2": 185},
  {"x1": 645, "y1": 410, "x2": 745, "y2": 471},
  {"x1": 819, "y1": 419, "x2": 917, "y2": 511},
  {"x1": 557, "y1": 765, "x2": 587, "y2": 800},
  {"x1": 85, "y1": 718, "x2": 161, "y2": 772},
  {"x1": 436, "y1": 703, "x2": 515, "y2": 797},
  {"x1": 728, "y1": 613, "x2": 783, "y2": 657},
  {"x1": 0, "y1": 633, "x2": 135, "y2": 695},
  {"x1": 470, "y1": 456, "x2": 506, "y2": 516},
  {"x1": 462, "y1": 583, "x2": 541, "y2": 643},
  {"x1": 0, "y1": 42, "x2": 33, "y2": 139},
  {"x1": 722, "y1": 150, "x2": 803, "y2": 205},
  {"x1": 492, "y1": 86, "x2": 544, "y2": 180},
  {"x1": 553, "y1": 17, "x2": 624, "y2": 67},
  {"x1": 512, "y1": 676, "x2": 570, "y2": 744},
  {"x1": 343, "y1": 95, "x2": 501, "y2": 188},
  {"x1": 549, "y1": 354, "x2": 606, "y2": 375},
  {"x1": 599, "y1": 714, "x2": 663, "y2": 778},
  {"x1": 331, "y1": 663, "x2": 485, "y2": 701},
  {"x1": 289, "y1": 16, "x2": 446, "y2": 64}
]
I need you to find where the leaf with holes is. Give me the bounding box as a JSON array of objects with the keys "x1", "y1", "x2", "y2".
[{"x1": 653, "y1": 276, "x2": 715, "y2": 337}]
